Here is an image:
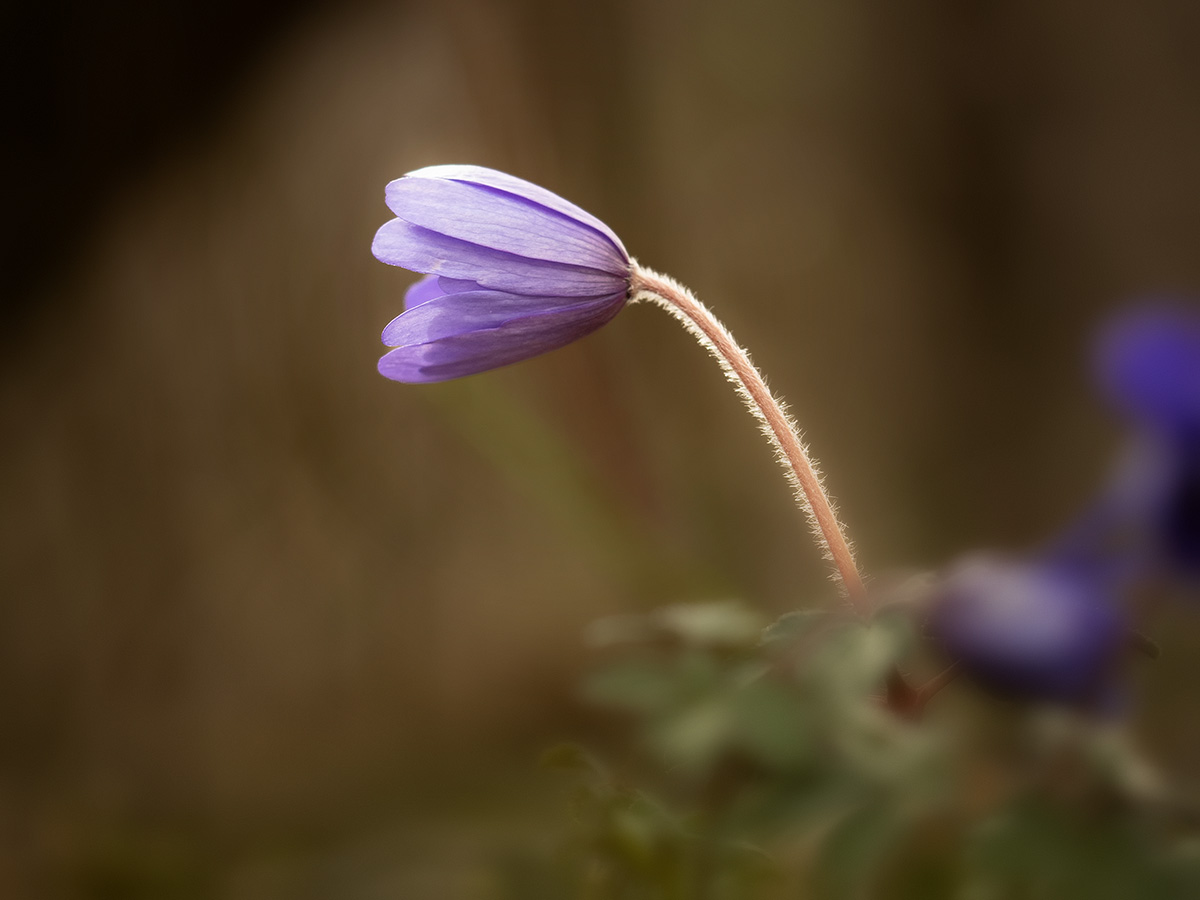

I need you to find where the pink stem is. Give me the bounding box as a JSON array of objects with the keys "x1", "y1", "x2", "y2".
[{"x1": 629, "y1": 264, "x2": 868, "y2": 615}]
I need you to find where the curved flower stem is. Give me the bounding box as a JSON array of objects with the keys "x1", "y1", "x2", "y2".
[{"x1": 629, "y1": 263, "x2": 868, "y2": 616}]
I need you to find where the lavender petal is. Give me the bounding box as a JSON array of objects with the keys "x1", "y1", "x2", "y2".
[
  {"x1": 382, "y1": 290, "x2": 624, "y2": 348},
  {"x1": 386, "y1": 177, "x2": 628, "y2": 275},
  {"x1": 402, "y1": 164, "x2": 628, "y2": 260},
  {"x1": 378, "y1": 295, "x2": 625, "y2": 383},
  {"x1": 404, "y1": 274, "x2": 446, "y2": 309},
  {"x1": 436, "y1": 277, "x2": 483, "y2": 294},
  {"x1": 372, "y1": 218, "x2": 629, "y2": 298}
]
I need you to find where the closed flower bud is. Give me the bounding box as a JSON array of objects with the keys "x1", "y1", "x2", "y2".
[{"x1": 372, "y1": 165, "x2": 631, "y2": 383}]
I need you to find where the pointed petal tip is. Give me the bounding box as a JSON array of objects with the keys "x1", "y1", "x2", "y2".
[
  {"x1": 371, "y1": 219, "x2": 413, "y2": 267},
  {"x1": 377, "y1": 350, "x2": 434, "y2": 384}
]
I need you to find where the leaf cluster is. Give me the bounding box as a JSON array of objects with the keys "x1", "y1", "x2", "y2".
[{"x1": 497, "y1": 601, "x2": 1200, "y2": 899}]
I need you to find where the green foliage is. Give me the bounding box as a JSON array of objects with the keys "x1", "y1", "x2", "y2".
[
  {"x1": 530, "y1": 740, "x2": 778, "y2": 899},
  {"x1": 965, "y1": 797, "x2": 1200, "y2": 900},
  {"x1": 500, "y1": 600, "x2": 1200, "y2": 900}
]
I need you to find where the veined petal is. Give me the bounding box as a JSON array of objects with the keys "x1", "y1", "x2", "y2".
[
  {"x1": 404, "y1": 274, "x2": 446, "y2": 309},
  {"x1": 378, "y1": 295, "x2": 625, "y2": 383},
  {"x1": 382, "y1": 290, "x2": 624, "y2": 348},
  {"x1": 385, "y1": 177, "x2": 628, "y2": 275},
  {"x1": 372, "y1": 218, "x2": 628, "y2": 298},
  {"x1": 403, "y1": 164, "x2": 628, "y2": 260}
]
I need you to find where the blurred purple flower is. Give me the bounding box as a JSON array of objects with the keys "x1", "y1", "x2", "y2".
[
  {"x1": 928, "y1": 555, "x2": 1127, "y2": 705},
  {"x1": 372, "y1": 165, "x2": 631, "y2": 383},
  {"x1": 1095, "y1": 304, "x2": 1200, "y2": 437},
  {"x1": 1095, "y1": 303, "x2": 1200, "y2": 576}
]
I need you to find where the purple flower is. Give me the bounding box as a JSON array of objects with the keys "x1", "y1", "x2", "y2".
[
  {"x1": 1095, "y1": 303, "x2": 1200, "y2": 438},
  {"x1": 1094, "y1": 303, "x2": 1200, "y2": 577},
  {"x1": 372, "y1": 165, "x2": 631, "y2": 383},
  {"x1": 928, "y1": 555, "x2": 1127, "y2": 705}
]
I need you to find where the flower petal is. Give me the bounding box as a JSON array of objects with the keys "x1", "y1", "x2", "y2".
[
  {"x1": 1095, "y1": 304, "x2": 1200, "y2": 434},
  {"x1": 382, "y1": 289, "x2": 623, "y2": 347},
  {"x1": 386, "y1": 176, "x2": 628, "y2": 275},
  {"x1": 372, "y1": 218, "x2": 628, "y2": 298},
  {"x1": 377, "y1": 295, "x2": 625, "y2": 383},
  {"x1": 404, "y1": 274, "x2": 446, "y2": 309},
  {"x1": 403, "y1": 164, "x2": 628, "y2": 260},
  {"x1": 930, "y1": 556, "x2": 1125, "y2": 703},
  {"x1": 436, "y1": 277, "x2": 483, "y2": 294}
]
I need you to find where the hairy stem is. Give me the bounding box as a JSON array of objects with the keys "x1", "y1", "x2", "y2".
[{"x1": 629, "y1": 263, "x2": 867, "y2": 615}]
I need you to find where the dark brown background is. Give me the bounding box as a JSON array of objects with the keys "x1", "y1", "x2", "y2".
[{"x1": 3, "y1": 1, "x2": 1200, "y2": 896}]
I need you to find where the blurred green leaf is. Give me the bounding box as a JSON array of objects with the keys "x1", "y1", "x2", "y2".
[
  {"x1": 806, "y1": 615, "x2": 912, "y2": 698},
  {"x1": 583, "y1": 658, "x2": 680, "y2": 714},
  {"x1": 587, "y1": 600, "x2": 766, "y2": 651},
  {"x1": 759, "y1": 608, "x2": 828, "y2": 646},
  {"x1": 648, "y1": 695, "x2": 736, "y2": 774},
  {"x1": 967, "y1": 798, "x2": 1200, "y2": 900},
  {"x1": 655, "y1": 601, "x2": 766, "y2": 648},
  {"x1": 812, "y1": 800, "x2": 907, "y2": 900},
  {"x1": 565, "y1": 598, "x2": 963, "y2": 897},
  {"x1": 583, "y1": 649, "x2": 723, "y2": 717},
  {"x1": 733, "y1": 679, "x2": 813, "y2": 770}
]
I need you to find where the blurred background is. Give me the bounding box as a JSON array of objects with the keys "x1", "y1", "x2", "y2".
[{"x1": 3, "y1": 0, "x2": 1200, "y2": 896}]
